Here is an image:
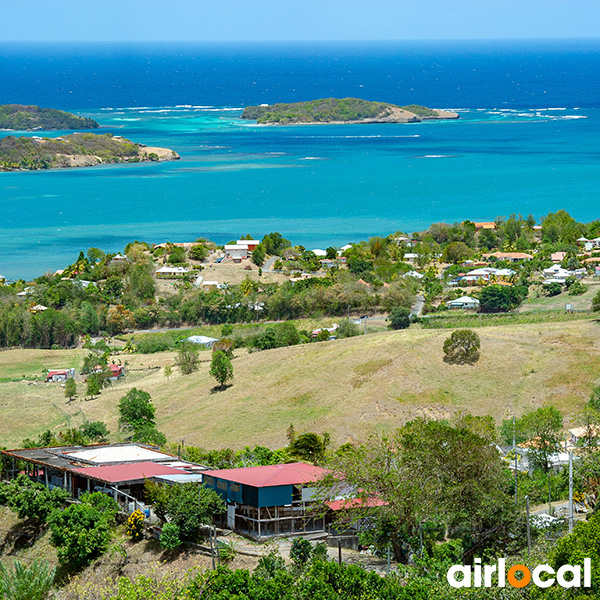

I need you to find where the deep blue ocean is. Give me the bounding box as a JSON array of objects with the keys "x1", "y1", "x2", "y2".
[{"x1": 1, "y1": 40, "x2": 599, "y2": 279}]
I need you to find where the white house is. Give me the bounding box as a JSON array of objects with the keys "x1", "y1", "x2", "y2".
[
  {"x1": 446, "y1": 296, "x2": 480, "y2": 310},
  {"x1": 237, "y1": 240, "x2": 260, "y2": 251},
  {"x1": 156, "y1": 266, "x2": 190, "y2": 277},
  {"x1": 542, "y1": 265, "x2": 572, "y2": 282},
  {"x1": 224, "y1": 244, "x2": 248, "y2": 262},
  {"x1": 403, "y1": 270, "x2": 424, "y2": 279},
  {"x1": 311, "y1": 249, "x2": 327, "y2": 257}
]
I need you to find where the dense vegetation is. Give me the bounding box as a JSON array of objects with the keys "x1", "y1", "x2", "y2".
[
  {"x1": 0, "y1": 104, "x2": 99, "y2": 131},
  {"x1": 0, "y1": 133, "x2": 172, "y2": 170},
  {"x1": 241, "y1": 97, "x2": 440, "y2": 124}
]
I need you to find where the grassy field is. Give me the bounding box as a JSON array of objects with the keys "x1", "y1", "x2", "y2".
[{"x1": 1, "y1": 319, "x2": 600, "y2": 450}]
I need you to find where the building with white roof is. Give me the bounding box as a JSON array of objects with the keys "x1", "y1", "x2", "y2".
[
  {"x1": 186, "y1": 335, "x2": 219, "y2": 348},
  {"x1": 446, "y1": 296, "x2": 480, "y2": 310}
]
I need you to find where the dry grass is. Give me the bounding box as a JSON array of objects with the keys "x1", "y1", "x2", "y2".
[{"x1": 1, "y1": 319, "x2": 600, "y2": 449}]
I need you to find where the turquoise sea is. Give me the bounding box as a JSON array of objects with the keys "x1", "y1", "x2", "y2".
[{"x1": 1, "y1": 41, "x2": 599, "y2": 279}]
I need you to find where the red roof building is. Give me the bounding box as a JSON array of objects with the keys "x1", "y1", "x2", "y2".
[
  {"x1": 202, "y1": 462, "x2": 328, "y2": 488},
  {"x1": 73, "y1": 461, "x2": 185, "y2": 485}
]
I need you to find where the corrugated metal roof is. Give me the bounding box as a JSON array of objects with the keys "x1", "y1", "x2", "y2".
[
  {"x1": 202, "y1": 462, "x2": 328, "y2": 488},
  {"x1": 73, "y1": 461, "x2": 184, "y2": 484}
]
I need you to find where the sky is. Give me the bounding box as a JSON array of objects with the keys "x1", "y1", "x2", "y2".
[{"x1": 1, "y1": 0, "x2": 599, "y2": 42}]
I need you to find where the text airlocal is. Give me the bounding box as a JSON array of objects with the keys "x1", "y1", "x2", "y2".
[{"x1": 447, "y1": 558, "x2": 591, "y2": 589}]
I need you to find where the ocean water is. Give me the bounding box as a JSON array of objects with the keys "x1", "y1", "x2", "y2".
[{"x1": 1, "y1": 40, "x2": 600, "y2": 280}]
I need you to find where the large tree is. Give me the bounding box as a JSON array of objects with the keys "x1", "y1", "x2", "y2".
[
  {"x1": 321, "y1": 418, "x2": 515, "y2": 563},
  {"x1": 118, "y1": 388, "x2": 156, "y2": 433},
  {"x1": 209, "y1": 350, "x2": 233, "y2": 389}
]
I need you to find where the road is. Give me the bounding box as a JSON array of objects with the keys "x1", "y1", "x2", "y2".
[{"x1": 411, "y1": 294, "x2": 425, "y2": 317}]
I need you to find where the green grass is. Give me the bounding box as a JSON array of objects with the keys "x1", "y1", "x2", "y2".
[{"x1": 419, "y1": 310, "x2": 595, "y2": 329}]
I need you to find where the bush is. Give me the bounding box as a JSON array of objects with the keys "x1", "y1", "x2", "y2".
[
  {"x1": 568, "y1": 279, "x2": 587, "y2": 296},
  {"x1": 7, "y1": 474, "x2": 69, "y2": 523},
  {"x1": 388, "y1": 306, "x2": 411, "y2": 330},
  {"x1": 290, "y1": 538, "x2": 314, "y2": 570},
  {"x1": 543, "y1": 282, "x2": 562, "y2": 296},
  {"x1": 337, "y1": 319, "x2": 360, "y2": 338},
  {"x1": 48, "y1": 503, "x2": 111, "y2": 570},
  {"x1": 176, "y1": 342, "x2": 200, "y2": 375},
  {"x1": 159, "y1": 522, "x2": 181, "y2": 550},
  {"x1": 136, "y1": 335, "x2": 174, "y2": 354},
  {"x1": 126, "y1": 509, "x2": 145, "y2": 540},
  {"x1": 0, "y1": 559, "x2": 55, "y2": 600},
  {"x1": 593, "y1": 290, "x2": 600, "y2": 312},
  {"x1": 442, "y1": 329, "x2": 481, "y2": 365}
]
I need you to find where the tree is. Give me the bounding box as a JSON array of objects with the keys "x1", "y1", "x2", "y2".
[
  {"x1": 520, "y1": 406, "x2": 563, "y2": 508},
  {"x1": 145, "y1": 481, "x2": 225, "y2": 543},
  {"x1": 176, "y1": 342, "x2": 199, "y2": 375},
  {"x1": 163, "y1": 364, "x2": 172, "y2": 381},
  {"x1": 209, "y1": 350, "x2": 233, "y2": 389},
  {"x1": 594, "y1": 290, "x2": 600, "y2": 312},
  {"x1": 64, "y1": 377, "x2": 77, "y2": 401},
  {"x1": 189, "y1": 244, "x2": 209, "y2": 261},
  {"x1": 79, "y1": 420, "x2": 109, "y2": 442},
  {"x1": 590, "y1": 385, "x2": 600, "y2": 412},
  {"x1": 7, "y1": 474, "x2": 69, "y2": 523},
  {"x1": 160, "y1": 522, "x2": 181, "y2": 550},
  {"x1": 252, "y1": 244, "x2": 265, "y2": 267},
  {"x1": 118, "y1": 388, "x2": 156, "y2": 433},
  {"x1": 388, "y1": 307, "x2": 411, "y2": 330},
  {"x1": 478, "y1": 284, "x2": 521, "y2": 313},
  {"x1": 441, "y1": 241, "x2": 471, "y2": 264},
  {"x1": 289, "y1": 432, "x2": 328, "y2": 463},
  {"x1": 442, "y1": 329, "x2": 480, "y2": 365},
  {"x1": 86, "y1": 374, "x2": 101, "y2": 400},
  {"x1": 321, "y1": 418, "x2": 515, "y2": 563}
]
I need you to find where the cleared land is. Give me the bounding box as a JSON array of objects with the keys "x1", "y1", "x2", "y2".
[{"x1": 1, "y1": 319, "x2": 599, "y2": 449}]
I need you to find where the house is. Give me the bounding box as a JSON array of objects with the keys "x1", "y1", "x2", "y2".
[
  {"x1": 28, "y1": 304, "x2": 48, "y2": 313},
  {"x1": 111, "y1": 254, "x2": 128, "y2": 263},
  {"x1": 404, "y1": 253, "x2": 418, "y2": 262},
  {"x1": 311, "y1": 324, "x2": 339, "y2": 339},
  {"x1": 1, "y1": 443, "x2": 207, "y2": 512},
  {"x1": 107, "y1": 364, "x2": 125, "y2": 381},
  {"x1": 551, "y1": 252, "x2": 567, "y2": 263},
  {"x1": 542, "y1": 265, "x2": 572, "y2": 283},
  {"x1": 482, "y1": 252, "x2": 533, "y2": 262},
  {"x1": 569, "y1": 427, "x2": 600, "y2": 447},
  {"x1": 403, "y1": 270, "x2": 424, "y2": 280},
  {"x1": 224, "y1": 244, "x2": 248, "y2": 262},
  {"x1": 311, "y1": 249, "x2": 328, "y2": 257},
  {"x1": 185, "y1": 335, "x2": 219, "y2": 348},
  {"x1": 202, "y1": 462, "x2": 329, "y2": 539},
  {"x1": 156, "y1": 266, "x2": 190, "y2": 277},
  {"x1": 237, "y1": 240, "x2": 260, "y2": 251},
  {"x1": 446, "y1": 296, "x2": 480, "y2": 310},
  {"x1": 474, "y1": 222, "x2": 496, "y2": 230},
  {"x1": 45, "y1": 368, "x2": 75, "y2": 382},
  {"x1": 319, "y1": 259, "x2": 337, "y2": 268}
]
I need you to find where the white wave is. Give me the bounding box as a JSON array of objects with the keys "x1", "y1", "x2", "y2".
[
  {"x1": 300, "y1": 157, "x2": 324, "y2": 160},
  {"x1": 561, "y1": 115, "x2": 587, "y2": 119},
  {"x1": 175, "y1": 105, "x2": 192, "y2": 108}
]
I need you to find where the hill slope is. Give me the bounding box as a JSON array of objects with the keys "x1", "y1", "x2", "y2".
[
  {"x1": 1, "y1": 319, "x2": 599, "y2": 449},
  {"x1": 0, "y1": 104, "x2": 99, "y2": 130}
]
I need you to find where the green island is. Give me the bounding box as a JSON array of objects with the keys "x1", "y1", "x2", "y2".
[
  {"x1": 241, "y1": 97, "x2": 459, "y2": 124},
  {"x1": 0, "y1": 132, "x2": 180, "y2": 171},
  {"x1": 0, "y1": 104, "x2": 99, "y2": 131}
]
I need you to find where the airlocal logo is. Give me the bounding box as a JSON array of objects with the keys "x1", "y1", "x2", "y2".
[{"x1": 447, "y1": 558, "x2": 592, "y2": 589}]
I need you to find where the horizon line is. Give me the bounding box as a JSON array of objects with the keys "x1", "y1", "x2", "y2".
[{"x1": 2, "y1": 36, "x2": 600, "y2": 44}]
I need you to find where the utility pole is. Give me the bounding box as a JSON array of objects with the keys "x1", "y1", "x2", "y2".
[
  {"x1": 513, "y1": 416, "x2": 518, "y2": 503},
  {"x1": 569, "y1": 450, "x2": 574, "y2": 532},
  {"x1": 525, "y1": 495, "x2": 531, "y2": 556}
]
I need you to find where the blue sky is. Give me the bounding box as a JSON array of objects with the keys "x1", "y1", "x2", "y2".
[{"x1": 1, "y1": 0, "x2": 599, "y2": 42}]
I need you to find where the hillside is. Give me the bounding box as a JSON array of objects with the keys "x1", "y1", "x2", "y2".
[
  {"x1": 1, "y1": 319, "x2": 599, "y2": 450},
  {"x1": 241, "y1": 97, "x2": 459, "y2": 124},
  {"x1": 0, "y1": 132, "x2": 179, "y2": 171},
  {"x1": 0, "y1": 104, "x2": 99, "y2": 130}
]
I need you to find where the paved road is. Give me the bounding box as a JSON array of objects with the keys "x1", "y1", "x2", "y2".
[
  {"x1": 262, "y1": 256, "x2": 278, "y2": 272},
  {"x1": 411, "y1": 294, "x2": 425, "y2": 317}
]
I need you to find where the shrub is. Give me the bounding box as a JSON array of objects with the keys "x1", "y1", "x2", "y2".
[
  {"x1": 209, "y1": 350, "x2": 233, "y2": 389},
  {"x1": 388, "y1": 306, "x2": 411, "y2": 330},
  {"x1": 290, "y1": 538, "x2": 313, "y2": 570},
  {"x1": 176, "y1": 342, "x2": 200, "y2": 375},
  {"x1": 442, "y1": 329, "x2": 481, "y2": 365},
  {"x1": 543, "y1": 282, "x2": 562, "y2": 296},
  {"x1": 159, "y1": 522, "x2": 181, "y2": 550},
  {"x1": 125, "y1": 509, "x2": 145, "y2": 540},
  {"x1": 48, "y1": 503, "x2": 111, "y2": 570},
  {"x1": 7, "y1": 474, "x2": 69, "y2": 523},
  {"x1": 337, "y1": 319, "x2": 360, "y2": 338},
  {"x1": 0, "y1": 559, "x2": 55, "y2": 600},
  {"x1": 478, "y1": 284, "x2": 521, "y2": 312},
  {"x1": 593, "y1": 290, "x2": 600, "y2": 312},
  {"x1": 568, "y1": 279, "x2": 587, "y2": 296}
]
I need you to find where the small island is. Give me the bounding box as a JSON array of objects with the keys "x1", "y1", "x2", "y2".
[
  {"x1": 0, "y1": 104, "x2": 99, "y2": 131},
  {"x1": 0, "y1": 133, "x2": 180, "y2": 171},
  {"x1": 241, "y1": 97, "x2": 459, "y2": 124}
]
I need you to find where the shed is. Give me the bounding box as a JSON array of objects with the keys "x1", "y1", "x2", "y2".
[{"x1": 186, "y1": 335, "x2": 219, "y2": 348}]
